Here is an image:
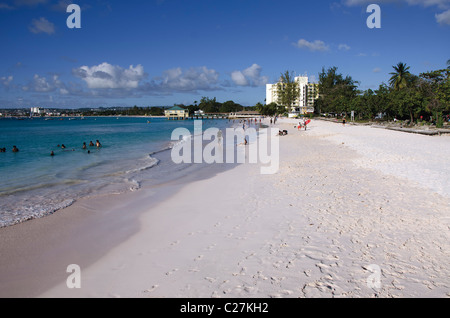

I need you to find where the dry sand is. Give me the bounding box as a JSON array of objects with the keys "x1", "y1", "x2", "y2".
[{"x1": 1, "y1": 119, "x2": 449, "y2": 298}]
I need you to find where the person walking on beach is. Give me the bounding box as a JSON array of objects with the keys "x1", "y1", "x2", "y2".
[
  {"x1": 343, "y1": 117, "x2": 346, "y2": 126},
  {"x1": 217, "y1": 130, "x2": 223, "y2": 144}
]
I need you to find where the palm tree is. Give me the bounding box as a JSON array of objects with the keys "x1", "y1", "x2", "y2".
[
  {"x1": 447, "y1": 59, "x2": 450, "y2": 69},
  {"x1": 389, "y1": 62, "x2": 411, "y2": 91}
]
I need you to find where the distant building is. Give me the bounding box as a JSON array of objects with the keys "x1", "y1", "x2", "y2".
[
  {"x1": 306, "y1": 83, "x2": 319, "y2": 109},
  {"x1": 30, "y1": 107, "x2": 43, "y2": 116},
  {"x1": 165, "y1": 106, "x2": 189, "y2": 120},
  {"x1": 229, "y1": 110, "x2": 261, "y2": 118},
  {"x1": 266, "y1": 75, "x2": 318, "y2": 117}
]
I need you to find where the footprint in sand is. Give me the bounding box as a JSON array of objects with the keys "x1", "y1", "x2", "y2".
[
  {"x1": 165, "y1": 268, "x2": 179, "y2": 276},
  {"x1": 206, "y1": 244, "x2": 216, "y2": 250},
  {"x1": 205, "y1": 277, "x2": 216, "y2": 283},
  {"x1": 143, "y1": 285, "x2": 159, "y2": 293},
  {"x1": 194, "y1": 255, "x2": 204, "y2": 261}
]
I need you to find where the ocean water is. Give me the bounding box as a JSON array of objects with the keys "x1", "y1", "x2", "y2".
[{"x1": 0, "y1": 116, "x2": 237, "y2": 227}]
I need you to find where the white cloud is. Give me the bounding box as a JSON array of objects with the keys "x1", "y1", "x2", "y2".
[
  {"x1": 294, "y1": 39, "x2": 330, "y2": 52},
  {"x1": 373, "y1": 67, "x2": 382, "y2": 73},
  {"x1": 29, "y1": 17, "x2": 55, "y2": 34},
  {"x1": 231, "y1": 64, "x2": 269, "y2": 87},
  {"x1": 157, "y1": 66, "x2": 219, "y2": 92},
  {"x1": 231, "y1": 71, "x2": 248, "y2": 86},
  {"x1": 338, "y1": 44, "x2": 351, "y2": 51},
  {"x1": 59, "y1": 88, "x2": 69, "y2": 95},
  {"x1": 1, "y1": 75, "x2": 13, "y2": 87},
  {"x1": 0, "y1": 3, "x2": 14, "y2": 9},
  {"x1": 436, "y1": 8, "x2": 450, "y2": 24},
  {"x1": 73, "y1": 63, "x2": 146, "y2": 89},
  {"x1": 22, "y1": 74, "x2": 60, "y2": 92}
]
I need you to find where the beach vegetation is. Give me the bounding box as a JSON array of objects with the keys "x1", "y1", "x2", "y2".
[
  {"x1": 389, "y1": 62, "x2": 412, "y2": 91},
  {"x1": 315, "y1": 61, "x2": 449, "y2": 125},
  {"x1": 276, "y1": 71, "x2": 300, "y2": 111},
  {"x1": 256, "y1": 102, "x2": 281, "y2": 116}
]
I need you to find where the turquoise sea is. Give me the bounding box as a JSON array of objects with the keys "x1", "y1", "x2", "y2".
[{"x1": 0, "y1": 116, "x2": 234, "y2": 227}]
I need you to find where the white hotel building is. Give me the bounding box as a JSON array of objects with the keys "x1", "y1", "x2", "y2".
[{"x1": 266, "y1": 75, "x2": 317, "y2": 117}]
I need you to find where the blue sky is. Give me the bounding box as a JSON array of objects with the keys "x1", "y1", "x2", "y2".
[{"x1": 0, "y1": 0, "x2": 449, "y2": 108}]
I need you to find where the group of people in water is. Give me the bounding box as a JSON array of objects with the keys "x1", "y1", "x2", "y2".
[
  {"x1": 0, "y1": 146, "x2": 19, "y2": 153},
  {"x1": 1, "y1": 141, "x2": 102, "y2": 156},
  {"x1": 51, "y1": 140, "x2": 102, "y2": 156}
]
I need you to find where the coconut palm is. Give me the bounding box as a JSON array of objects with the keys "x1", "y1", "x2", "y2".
[{"x1": 389, "y1": 62, "x2": 411, "y2": 91}]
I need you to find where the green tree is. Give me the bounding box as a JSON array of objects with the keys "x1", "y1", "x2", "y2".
[
  {"x1": 276, "y1": 71, "x2": 299, "y2": 113},
  {"x1": 220, "y1": 100, "x2": 243, "y2": 113},
  {"x1": 199, "y1": 97, "x2": 220, "y2": 113},
  {"x1": 256, "y1": 102, "x2": 279, "y2": 116},
  {"x1": 420, "y1": 68, "x2": 450, "y2": 127},
  {"x1": 317, "y1": 66, "x2": 359, "y2": 115},
  {"x1": 389, "y1": 62, "x2": 411, "y2": 91}
]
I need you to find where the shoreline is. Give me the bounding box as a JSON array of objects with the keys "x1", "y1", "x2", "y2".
[
  {"x1": 1, "y1": 118, "x2": 449, "y2": 298},
  {"x1": 0, "y1": 156, "x2": 240, "y2": 297},
  {"x1": 0, "y1": 117, "x2": 236, "y2": 229}
]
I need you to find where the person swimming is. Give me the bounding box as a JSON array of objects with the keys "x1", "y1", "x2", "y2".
[
  {"x1": 12, "y1": 146, "x2": 19, "y2": 153},
  {"x1": 96, "y1": 140, "x2": 102, "y2": 148},
  {"x1": 50, "y1": 151, "x2": 55, "y2": 156},
  {"x1": 82, "y1": 142, "x2": 87, "y2": 150},
  {"x1": 61, "y1": 144, "x2": 66, "y2": 149},
  {"x1": 0, "y1": 148, "x2": 5, "y2": 153},
  {"x1": 89, "y1": 141, "x2": 94, "y2": 147}
]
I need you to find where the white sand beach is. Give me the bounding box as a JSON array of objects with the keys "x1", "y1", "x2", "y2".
[{"x1": 1, "y1": 119, "x2": 449, "y2": 298}]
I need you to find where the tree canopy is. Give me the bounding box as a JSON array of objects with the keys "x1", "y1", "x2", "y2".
[
  {"x1": 314, "y1": 62, "x2": 449, "y2": 125},
  {"x1": 276, "y1": 71, "x2": 299, "y2": 109}
]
